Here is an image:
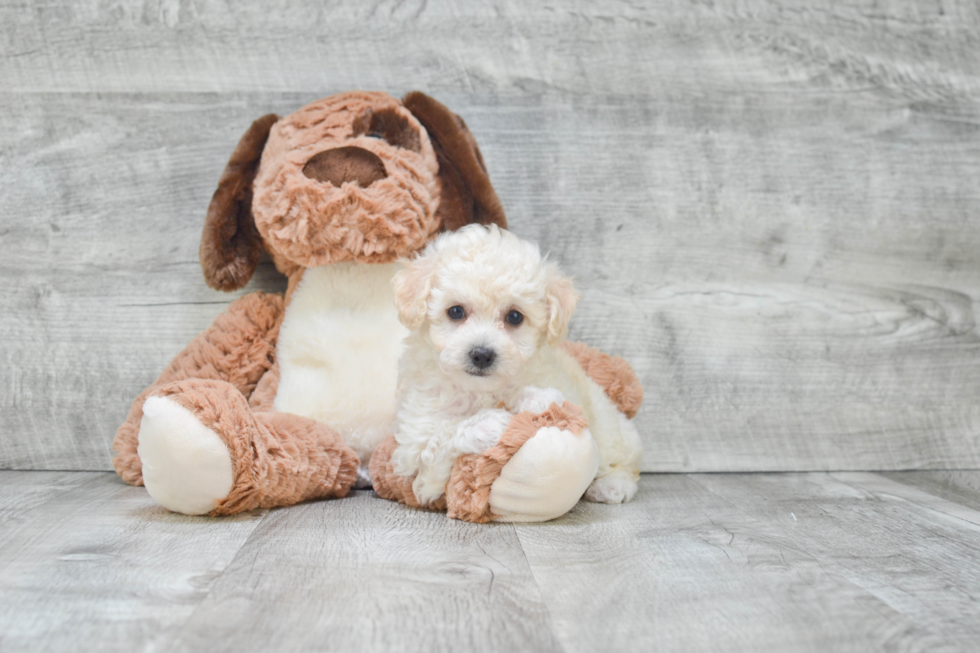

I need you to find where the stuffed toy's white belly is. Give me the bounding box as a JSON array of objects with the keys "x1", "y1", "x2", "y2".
[{"x1": 274, "y1": 262, "x2": 408, "y2": 463}]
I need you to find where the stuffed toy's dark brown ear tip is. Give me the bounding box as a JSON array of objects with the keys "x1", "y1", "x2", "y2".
[
  {"x1": 402, "y1": 92, "x2": 507, "y2": 232},
  {"x1": 200, "y1": 113, "x2": 279, "y2": 291}
]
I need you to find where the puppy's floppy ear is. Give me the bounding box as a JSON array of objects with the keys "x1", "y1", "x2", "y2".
[
  {"x1": 402, "y1": 92, "x2": 507, "y2": 232},
  {"x1": 544, "y1": 264, "x2": 580, "y2": 345},
  {"x1": 200, "y1": 114, "x2": 279, "y2": 291},
  {"x1": 392, "y1": 252, "x2": 440, "y2": 330}
]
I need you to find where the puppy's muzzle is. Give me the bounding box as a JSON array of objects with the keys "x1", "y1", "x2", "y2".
[
  {"x1": 468, "y1": 347, "x2": 497, "y2": 375},
  {"x1": 302, "y1": 146, "x2": 389, "y2": 187}
]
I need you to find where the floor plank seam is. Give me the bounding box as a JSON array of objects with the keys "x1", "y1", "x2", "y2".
[
  {"x1": 147, "y1": 505, "x2": 271, "y2": 652},
  {"x1": 832, "y1": 472, "x2": 980, "y2": 530},
  {"x1": 511, "y1": 524, "x2": 569, "y2": 653},
  {"x1": 687, "y1": 472, "x2": 980, "y2": 649}
]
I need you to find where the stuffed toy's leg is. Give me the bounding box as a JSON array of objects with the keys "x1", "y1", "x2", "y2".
[
  {"x1": 137, "y1": 379, "x2": 359, "y2": 515},
  {"x1": 447, "y1": 402, "x2": 599, "y2": 523},
  {"x1": 113, "y1": 292, "x2": 283, "y2": 486},
  {"x1": 371, "y1": 340, "x2": 643, "y2": 523},
  {"x1": 371, "y1": 402, "x2": 600, "y2": 523},
  {"x1": 113, "y1": 290, "x2": 359, "y2": 516}
]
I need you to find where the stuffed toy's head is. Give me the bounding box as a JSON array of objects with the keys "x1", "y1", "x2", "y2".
[{"x1": 200, "y1": 91, "x2": 507, "y2": 291}]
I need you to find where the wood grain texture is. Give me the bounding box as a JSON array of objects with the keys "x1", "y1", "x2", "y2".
[
  {"x1": 0, "y1": 473, "x2": 266, "y2": 653},
  {"x1": 0, "y1": 470, "x2": 102, "y2": 527},
  {"x1": 1, "y1": 1, "x2": 978, "y2": 95},
  {"x1": 515, "y1": 474, "x2": 958, "y2": 653},
  {"x1": 879, "y1": 471, "x2": 980, "y2": 513},
  {"x1": 160, "y1": 490, "x2": 562, "y2": 653},
  {"x1": 691, "y1": 472, "x2": 980, "y2": 651},
  {"x1": 0, "y1": 93, "x2": 295, "y2": 471},
  {"x1": 3, "y1": 472, "x2": 980, "y2": 652},
  {"x1": 3, "y1": 0, "x2": 980, "y2": 471}
]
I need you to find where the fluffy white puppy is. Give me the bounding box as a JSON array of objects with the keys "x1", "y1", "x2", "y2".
[{"x1": 390, "y1": 224, "x2": 642, "y2": 507}]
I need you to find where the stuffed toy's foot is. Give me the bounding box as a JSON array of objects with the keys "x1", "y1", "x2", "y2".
[
  {"x1": 449, "y1": 402, "x2": 599, "y2": 523},
  {"x1": 137, "y1": 379, "x2": 359, "y2": 516},
  {"x1": 112, "y1": 292, "x2": 285, "y2": 487},
  {"x1": 138, "y1": 395, "x2": 235, "y2": 515},
  {"x1": 372, "y1": 402, "x2": 599, "y2": 523}
]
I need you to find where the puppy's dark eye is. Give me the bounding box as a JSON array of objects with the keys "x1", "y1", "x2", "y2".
[
  {"x1": 506, "y1": 310, "x2": 524, "y2": 326},
  {"x1": 448, "y1": 305, "x2": 466, "y2": 321}
]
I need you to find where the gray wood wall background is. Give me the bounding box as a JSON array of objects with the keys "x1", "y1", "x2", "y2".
[{"x1": 2, "y1": 0, "x2": 979, "y2": 473}]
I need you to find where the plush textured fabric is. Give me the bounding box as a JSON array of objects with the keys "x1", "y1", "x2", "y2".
[
  {"x1": 302, "y1": 146, "x2": 389, "y2": 187},
  {"x1": 484, "y1": 422, "x2": 600, "y2": 521},
  {"x1": 137, "y1": 395, "x2": 236, "y2": 515},
  {"x1": 402, "y1": 92, "x2": 507, "y2": 232},
  {"x1": 446, "y1": 402, "x2": 589, "y2": 523},
  {"x1": 248, "y1": 360, "x2": 279, "y2": 412},
  {"x1": 353, "y1": 106, "x2": 422, "y2": 153},
  {"x1": 201, "y1": 114, "x2": 280, "y2": 291},
  {"x1": 370, "y1": 435, "x2": 447, "y2": 512},
  {"x1": 368, "y1": 338, "x2": 641, "y2": 523},
  {"x1": 154, "y1": 380, "x2": 359, "y2": 515},
  {"x1": 370, "y1": 403, "x2": 589, "y2": 523},
  {"x1": 252, "y1": 92, "x2": 442, "y2": 268},
  {"x1": 112, "y1": 292, "x2": 284, "y2": 485},
  {"x1": 115, "y1": 90, "x2": 645, "y2": 523},
  {"x1": 272, "y1": 263, "x2": 407, "y2": 462},
  {"x1": 561, "y1": 340, "x2": 644, "y2": 419}
]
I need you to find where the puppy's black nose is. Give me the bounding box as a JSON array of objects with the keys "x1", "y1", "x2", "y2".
[{"x1": 469, "y1": 347, "x2": 496, "y2": 371}]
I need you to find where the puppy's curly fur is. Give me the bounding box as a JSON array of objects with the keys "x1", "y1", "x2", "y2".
[{"x1": 391, "y1": 225, "x2": 642, "y2": 506}]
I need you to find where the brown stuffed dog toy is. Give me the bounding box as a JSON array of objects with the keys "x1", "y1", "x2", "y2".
[{"x1": 112, "y1": 91, "x2": 642, "y2": 522}]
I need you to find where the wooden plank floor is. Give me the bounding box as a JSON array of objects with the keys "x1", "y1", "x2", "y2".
[{"x1": 1, "y1": 472, "x2": 979, "y2": 652}]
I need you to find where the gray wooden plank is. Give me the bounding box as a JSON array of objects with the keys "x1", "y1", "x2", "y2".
[
  {"x1": 0, "y1": 473, "x2": 266, "y2": 653},
  {"x1": 837, "y1": 471, "x2": 980, "y2": 528},
  {"x1": 1, "y1": 1, "x2": 978, "y2": 95},
  {"x1": 0, "y1": 470, "x2": 102, "y2": 527},
  {"x1": 689, "y1": 472, "x2": 980, "y2": 651},
  {"x1": 0, "y1": 93, "x2": 296, "y2": 471},
  {"x1": 880, "y1": 471, "x2": 980, "y2": 512},
  {"x1": 3, "y1": 0, "x2": 980, "y2": 472},
  {"x1": 3, "y1": 472, "x2": 980, "y2": 651},
  {"x1": 159, "y1": 490, "x2": 562, "y2": 653},
  {"x1": 514, "y1": 474, "x2": 955, "y2": 653}
]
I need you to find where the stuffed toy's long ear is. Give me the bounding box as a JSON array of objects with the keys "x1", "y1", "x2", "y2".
[
  {"x1": 200, "y1": 114, "x2": 279, "y2": 291},
  {"x1": 402, "y1": 92, "x2": 507, "y2": 232}
]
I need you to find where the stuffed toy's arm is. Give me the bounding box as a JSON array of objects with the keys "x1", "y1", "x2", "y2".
[
  {"x1": 112, "y1": 291, "x2": 284, "y2": 485},
  {"x1": 560, "y1": 341, "x2": 643, "y2": 418}
]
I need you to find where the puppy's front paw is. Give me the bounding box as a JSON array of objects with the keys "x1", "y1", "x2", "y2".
[
  {"x1": 513, "y1": 385, "x2": 566, "y2": 414},
  {"x1": 584, "y1": 471, "x2": 639, "y2": 504},
  {"x1": 454, "y1": 408, "x2": 513, "y2": 455},
  {"x1": 412, "y1": 474, "x2": 448, "y2": 507}
]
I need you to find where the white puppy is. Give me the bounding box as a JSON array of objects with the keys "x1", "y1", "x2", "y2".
[{"x1": 390, "y1": 224, "x2": 642, "y2": 507}]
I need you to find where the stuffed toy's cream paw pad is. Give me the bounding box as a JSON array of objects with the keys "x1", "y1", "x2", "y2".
[
  {"x1": 137, "y1": 396, "x2": 234, "y2": 515},
  {"x1": 489, "y1": 425, "x2": 600, "y2": 522},
  {"x1": 583, "y1": 469, "x2": 639, "y2": 504}
]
